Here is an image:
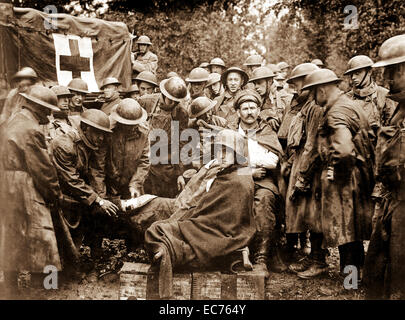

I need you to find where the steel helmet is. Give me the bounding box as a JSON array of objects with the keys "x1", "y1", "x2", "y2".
[
  {"x1": 373, "y1": 34, "x2": 405, "y2": 68},
  {"x1": 80, "y1": 109, "x2": 112, "y2": 132},
  {"x1": 189, "y1": 96, "x2": 217, "y2": 119},
  {"x1": 167, "y1": 71, "x2": 179, "y2": 78},
  {"x1": 159, "y1": 76, "x2": 189, "y2": 102},
  {"x1": 186, "y1": 67, "x2": 210, "y2": 83},
  {"x1": 213, "y1": 129, "x2": 246, "y2": 158},
  {"x1": 206, "y1": 73, "x2": 221, "y2": 87},
  {"x1": 248, "y1": 66, "x2": 275, "y2": 82},
  {"x1": 127, "y1": 84, "x2": 139, "y2": 93},
  {"x1": 287, "y1": 63, "x2": 320, "y2": 83},
  {"x1": 135, "y1": 71, "x2": 158, "y2": 86},
  {"x1": 244, "y1": 55, "x2": 263, "y2": 67},
  {"x1": 12, "y1": 67, "x2": 38, "y2": 80},
  {"x1": 100, "y1": 77, "x2": 121, "y2": 90},
  {"x1": 266, "y1": 64, "x2": 281, "y2": 74},
  {"x1": 302, "y1": 69, "x2": 341, "y2": 91},
  {"x1": 277, "y1": 61, "x2": 290, "y2": 70},
  {"x1": 221, "y1": 67, "x2": 249, "y2": 87},
  {"x1": 234, "y1": 89, "x2": 262, "y2": 110},
  {"x1": 311, "y1": 59, "x2": 324, "y2": 67},
  {"x1": 199, "y1": 62, "x2": 210, "y2": 69},
  {"x1": 136, "y1": 35, "x2": 152, "y2": 46},
  {"x1": 209, "y1": 57, "x2": 226, "y2": 68},
  {"x1": 111, "y1": 98, "x2": 147, "y2": 125},
  {"x1": 51, "y1": 85, "x2": 73, "y2": 97},
  {"x1": 344, "y1": 55, "x2": 374, "y2": 75},
  {"x1": 20, "y1": 85, "x2": 60, "y2": 111},
  {"x1": 68, "y1": 78, "x2": 89, "y2": 94}
]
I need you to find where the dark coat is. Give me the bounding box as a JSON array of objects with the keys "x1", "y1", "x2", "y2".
[
  {"x1": 317, "y1": 92, "x2": 374, "y2": 248},
  {"x1": 106, "y1": 122, "x2": 150, "y2": 197},
  {"x1": 0, "y1": 108, "x2": 61, "y2": 271}
]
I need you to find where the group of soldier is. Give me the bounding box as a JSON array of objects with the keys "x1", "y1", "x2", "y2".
[{"x1": 1, "y1": 32, "x2": 405, "y2": 300}]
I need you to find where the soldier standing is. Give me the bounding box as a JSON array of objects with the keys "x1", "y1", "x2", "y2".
[
  {"x1": 297, "y1": 69, "x2": 374, "y2": 278},
  {"x1": 0, "y1": 86, "x2": 62, "y2": 296},
  {"x1": 134, "y1": 71, "x2": 158, "y2": 97},
  {"x1": 344, "y1": 55, "x2": 396, "y2": 133},
  {"x1": 209, "y1": 57, "x2": 226, "y2": 74},
  {"x1": 67, "y1": 78, "x2": 89, "y2": 115},
  {"x1": 131, "y1": 35, "x2": 158, "y2": 76},
  {"x1": 100, "y1": 77, "x2": 122, "y2": 115}
]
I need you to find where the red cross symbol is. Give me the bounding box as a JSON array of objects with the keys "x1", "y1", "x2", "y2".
[{"x1": 59, "y1": 39, "x2": 90, "y2": 78}]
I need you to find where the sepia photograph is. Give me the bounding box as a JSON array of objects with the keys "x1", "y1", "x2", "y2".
[{"x1": 0, "y1": 0, "x2": 404, "y2": 306}]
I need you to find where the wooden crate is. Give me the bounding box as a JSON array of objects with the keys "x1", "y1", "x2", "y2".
[
  {"x1": 120, "y1": 262, "x2": 266, "y2": 300},
  {"x1": 119, "y1": 262, "x2": 192, "y2": 300}
]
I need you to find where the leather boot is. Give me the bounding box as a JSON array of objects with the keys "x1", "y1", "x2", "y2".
[
  {"x1": 268, "y1": 245, "x2": 288, "y2": 273},
  {"x1": 253, "y1": 232, "x2": 270, "y2": 278}
]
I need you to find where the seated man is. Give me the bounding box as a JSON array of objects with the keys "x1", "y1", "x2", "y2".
[
  {"x1": 230, "y1": 89, "x2": 286, "y2": 275},
  {"x1": 145, "y1": 129, "x2": 256, "y2": 299}
]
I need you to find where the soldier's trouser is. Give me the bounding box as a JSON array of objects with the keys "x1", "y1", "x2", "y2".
[
  {"x1": 338, "y1": 241, "x2": 365, "y2": 273},
  {"x1": 251, "y1": 187, "x2": 278, "y2": 263}
]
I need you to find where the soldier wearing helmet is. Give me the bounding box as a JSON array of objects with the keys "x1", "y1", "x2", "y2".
[
  {"x1": 0, "y1": 67, "x2": 38, "y2": 125},
  {"x1": 278, "y1": 63, "x2": 319, "y2": 149},
  {"x1": 248, "y1": 66, "x2": 281, "y2": 132},
  {"x1": 126, "y1": 84, "x2": 140, "y2": 100},
  {"x1": 205, "y1": 72, "x2": 224, "y2": 100},
  {"x1": 279, "y1": 63, "x2": 327, "y2": 274},
  {"x1": 244, "y1": 54, "x2": 264, "y2": 75},
  {"x1": 344, "y1": 55, "x2": 396, "y2": 132},
  {"x1": 231, "y1": 89, "x2": 286, "y2": 276},
  {"x1": 131, "y1": 35, "x2": 158, "y2": 77},
  {"x1": 138, "y1": 76, "x2": 190, "y2": 198},
  {"x1": 107, "y1": 98, "x2": 150, "y2": 199},
  {"x1": 215, "y1": 67, "x2": 249, "y2": 128},
  {"x1": 135, "y1": 71, "x2": 158, "y2": 97},
  {"x1": 209, "y1": 57, "x2": 226, "y2": 74},
  {"x1": 67, "y1": 78, "x2": 89, "y2": 115},
  {"x1": 0, "y1": 85, "x2": 62, "y2": 293},
  {"x1": 51, "y1": 109, "x2": 119, "y2": 272},
  {"x1": 363, "y1": 34, "x2": 405, "y2": 300},
  {"x1": 296, "y1": 68, "x2": 374, "y2": 280},
  {"x1": 100, "y1": 77, "x2": 122, "y2": 115},
  {"x1": 186, "y1": 67, "x2": 210, "y2": 101}
]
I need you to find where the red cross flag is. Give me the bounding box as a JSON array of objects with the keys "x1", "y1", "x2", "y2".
[{"x1": 0, "y1": 5, "x2": 132, "y2": 92}]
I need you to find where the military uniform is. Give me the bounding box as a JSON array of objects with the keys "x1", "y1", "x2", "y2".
[
  {"x1": 214, "y1": 90, "x2": 240, "y2": 129},
  {"x1": 132, "y1": 51, "x2": 158, "y2": 75},
  {"x1": 0, "y1": 108, "x2": 61, "y2": 273},
  {"x1": 138, "y1": 93, "x2": 189, "y2": 198},
  {"x1": 101, "y1": 92, "x2": 121, "y2": 116}
]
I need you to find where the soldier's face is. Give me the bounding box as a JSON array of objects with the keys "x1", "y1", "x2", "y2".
[
  {"x1": 350, "y1": 68, "x2": 369, "y2": 87},
  {"x1": 314, "y1": 86, "x2": 327, "y2": 106},
  {"x1": 162, "y1": 95, "x2": 177, "y2": 110},
  {"x1": 71, "y1": 92, "x2": 84, "y2": 107},
  {"x1": 248, "y1": 65, "x2": 260, "y2": 75},
  {"x1": 138, "y1": 44, "x2": 148, "y2": 54},
  {"x1": 290, "y1": 77, "x2": 304, "y2": 93},
  {"x1": 211, "y1": 66, "x2": 223, "y2": 74},
  {"x1": 129, "y1": 92, "x2": 140, "y2": 100},
  {"x1": 210, "y1": 82, "x2": 221, "y2": 95},
  {"x1": 58, "y1": 96, "x2": 70, "y2": 110},
  {"x1": 190, "y1": 82, "x2": 205, "y2": 96},
  {"x1": 17, "y1": 78, "x2": 34, "y2": 93},
  {"x1": 238, "y1": 101, "x2": 260, "y2": 125},
  {"x1": 226, "y1": 72, "x2": 242, "y2": 93},
  {"x1": 383, "y1": 63, "x2": 405, "y2": 94},
  {"x1": 103, "y1": 84, "x2": 118, "y2": 99},
  {"x1": 139, "y1": 81, "x2": 154, "y2": 96},
  {"x1": 253, "y1": 79, "x2": 268, "y2": 96}
]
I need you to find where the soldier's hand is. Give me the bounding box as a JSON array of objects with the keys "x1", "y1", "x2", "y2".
[
  {"x1": 252, "y1": 167, "x2": 266, "y2": 179},
  {"x1": 99, "y1": 199, "x2": 119, "y2": 218},
  {"x1": 129, "y1": 187, "x2": 141, "y2": 198},
  {"x1": 177, "y1": 175, "x2": 186, "y2": 191}
]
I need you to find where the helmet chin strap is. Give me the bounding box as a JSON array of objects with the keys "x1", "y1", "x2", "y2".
[{"x1": 358, "y1": 68, "x2": 371, "y2": 88}]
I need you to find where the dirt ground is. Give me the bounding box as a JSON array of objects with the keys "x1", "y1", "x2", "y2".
[{"x1": 0, "y1": 240, "x2": 366, "y2": 301}]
